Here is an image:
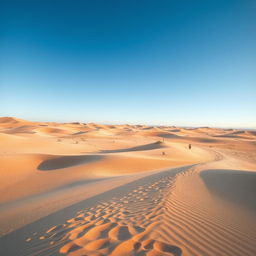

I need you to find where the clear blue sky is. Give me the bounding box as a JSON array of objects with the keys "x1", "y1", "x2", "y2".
[{"x1": 1, "y1": 0, "x2": 255, "y2": 127}]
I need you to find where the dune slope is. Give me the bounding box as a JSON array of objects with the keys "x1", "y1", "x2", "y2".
[{"x1": 0, "y1": 117, "x2": 256, "y2": 255}]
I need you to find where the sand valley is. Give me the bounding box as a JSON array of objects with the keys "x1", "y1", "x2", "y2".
[{"x1": 0, "y1": 117, "x2": 255, "y2": 256}]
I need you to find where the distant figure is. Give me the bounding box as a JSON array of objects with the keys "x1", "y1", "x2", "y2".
[
  {"x1": 162, "y1": 151, "x2": 165, "y2": 155},
  {"x1": 189, "y1": 144, "x2": 192, "y2": 150}
]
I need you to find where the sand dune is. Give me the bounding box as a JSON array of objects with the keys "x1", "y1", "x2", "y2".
[
  {"x1": 36, "y1": 127, "x2": 73, "y2": 135},
  {"x1": 0, "y1": 132, "x2": 26, "y2": 145},
  {"x1": 0, "y1": 166, "x2": 189, "y2": 256},
  {"x1": 0, "y1": 117, "x2": 27, "y2": 124},
  {"x1": 4, "y1": 125, "x2": 36, "y2": 134},
  {"x1": 208, "y1": 129, "x2": 256, "y2": 140},
  {"x1": 138, "y1": 131, "x2": 180, "y2": 139},
  {"x1": 38, "y1": 154, "x2": 104, "y2": 170},
  {"x1": 183, "y1": 136, "x2": 222, "y2": 143},
  {"x1": 155, "y1": 166, "x2": 256, "y2": 256},
  {"x1": 100, "y1": 141, "x2": 165, "y2": 153},
  {"x1": 246, "y1": 130, "x2": 256, "y2": 136},
  {"x1": 0, "y1": 117, "x2": 256, "y2": 255}
]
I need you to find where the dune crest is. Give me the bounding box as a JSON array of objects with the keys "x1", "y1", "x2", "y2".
[
  {"x1": 100, "y1": 141, "x2": 165, "y2": 153},
  {"x1": 0, "y1": 117, "x2": 255, "y2": 255}
]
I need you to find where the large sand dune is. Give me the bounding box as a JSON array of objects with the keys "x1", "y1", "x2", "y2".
[{"x1": 0, "y1": 117, "x2": 255, "y2": 255}]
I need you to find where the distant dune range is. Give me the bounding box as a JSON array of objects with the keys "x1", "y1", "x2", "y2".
[{"x1": 0, "y1": 117, "x2": 256, "y2": 256}]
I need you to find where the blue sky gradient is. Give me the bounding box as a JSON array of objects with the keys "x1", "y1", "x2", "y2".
[{"x1": 1, "y1": 0, "x2": 255, "y2": 127}]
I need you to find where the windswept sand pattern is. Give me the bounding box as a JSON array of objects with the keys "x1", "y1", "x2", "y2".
[
  {"x1": 1, "y1": 117, "x2": 256, "y2": 256},
  {"x1": 24, "y1": 174, "x2": 182, "y2": 256},
  {"x1": 155, "y1": 168, "x2": 256, "y2": 256}
]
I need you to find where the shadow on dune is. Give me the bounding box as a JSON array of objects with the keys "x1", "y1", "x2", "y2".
[
  {"x1": 185, "y1": 137, "x2": 221, "y2": 143},
  {"x1": 38, "y1": 155, "x2": 104, "y2": 171},
  {"x1": 153, "y1": 133, "x2": 221, "y2": 143},
  {"x1": 213, "y1": 133, "x2": 246, "y2": 139},
  {"x1": 0, "y1": 177, "x2": 112, "y2": 211},
  {"x1": 200, "y1": 169, "x2": 256, "y2": 212},
  {"x1": 0, "y1": 165, "x2": 189, "y2": 256},
  {"x1": 100, "y1": 141, "x2": 165, "y2": 153},
  {"x1": 168, "y1": 129, "x2": 180, "y2": 132},
  {"x1": 195, "y1": 138, "x2": 220, "y2": 143},
  {"x1": 155, "y1": 132, "x2": 180, "y2": 138},
  {"x1": 72, "y1": 131, "x2": 86, "y2": 135},
  {"x1": 247, "y1": 131, "x2": 256, "y2": 136},
  {"x1": 5, "y1": 126, "x2": 36, "y2": 134},
  {"x1": 213, "y1": 130, "x2": 256, "y2": 139},
  {"x1": 170, "y1": 246, "x2": 182, "y2": 256}
]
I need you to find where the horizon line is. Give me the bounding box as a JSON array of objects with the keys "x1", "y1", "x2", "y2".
[{"x1": 1, "y1": 116, "x2": 255, "y2": 131}]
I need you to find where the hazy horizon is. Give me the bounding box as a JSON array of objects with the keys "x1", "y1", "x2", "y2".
[
  {"x1": 2, "y1": 116, "x2": 256, "y2": 130},
  {"x1": 1, "y1": 0, "x2": 255, "y2": 128}
]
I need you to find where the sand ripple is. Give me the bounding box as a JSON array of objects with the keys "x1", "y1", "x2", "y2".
[{"x1": 24, "y1": 174, "x2": 182, "y2": 256}]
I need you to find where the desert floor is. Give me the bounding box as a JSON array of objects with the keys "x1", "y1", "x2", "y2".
[{"x1": 0, "y1": 117, "x2": 255, "y2": 256}]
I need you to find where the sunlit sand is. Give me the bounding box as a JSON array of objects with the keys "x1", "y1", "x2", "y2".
[{"x1": 0, "y1": 117, "x2": 256, "y2": 255}]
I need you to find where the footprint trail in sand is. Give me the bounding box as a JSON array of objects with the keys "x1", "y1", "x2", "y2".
[{"x1": 25, "y1": 173, "x2": 182, "y2": 256}]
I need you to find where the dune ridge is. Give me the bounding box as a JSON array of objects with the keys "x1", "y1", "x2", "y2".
[
  {"x1": 0, "y1": 117, "x2": 256, "y2": 255},
  {"x1": 100, "y1": 141, "x2": 165, "y2": 153},
  {"x1": 155, "y1": 165, "x2": 256, "y2": 256}
]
